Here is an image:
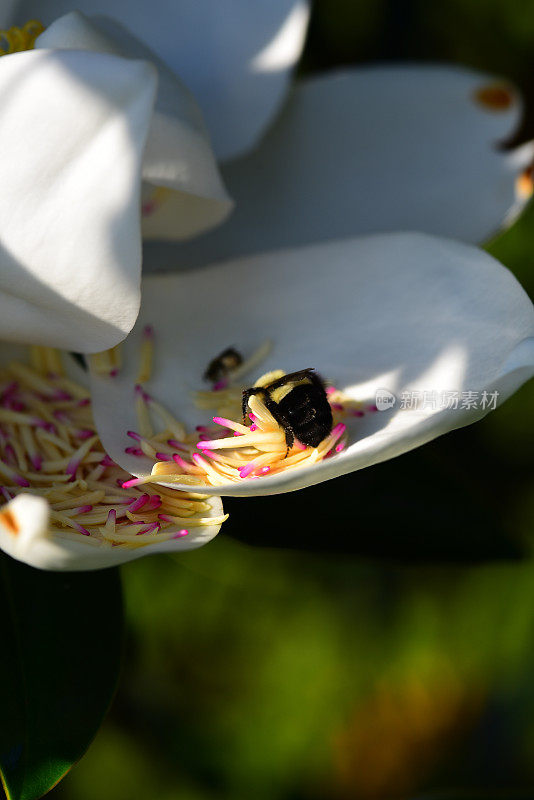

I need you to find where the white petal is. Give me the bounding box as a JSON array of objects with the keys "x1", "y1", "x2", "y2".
[
  {"x1": 11, "y1": 0, "x2": 310, "y2": 160},
  {"x1": 147, "y1": 65, "x2": 534, "y2": 270},
  {"x1": 0, "y1": 48, "x2": 156, "y2": 352},
  {"x1": 0, "y1": 492, "x2": 224, "y2": 570},
  {"x1": 89, "y1": 233, "x2": 534, "y2": 497},
  {"x1": 37, "y1": 12, "x2": 233, "y2": 239}
]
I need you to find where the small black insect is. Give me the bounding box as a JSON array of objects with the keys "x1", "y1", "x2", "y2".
[
  {"x1": 204, "y1": 347, "x2": 243, "y2": 383},
  {"x1": 242, "y1": 368, "x2": 333, "y2": 454}
]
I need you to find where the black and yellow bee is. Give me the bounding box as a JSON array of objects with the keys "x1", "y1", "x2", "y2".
[
  {"x1": 242, "y1": 368, "x2": 333, "y2": 453},
  {"x1": 204, "y1": 347, "x2": 243, "y2": 383}
]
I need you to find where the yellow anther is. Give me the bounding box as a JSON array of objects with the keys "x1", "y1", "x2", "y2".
[
  {"x1": 23, "y1": 19, "x2": 45, "y2": 38},
  {"x1": 0, "y1": 20, "x2": 45, "y2": 56},
  {"x1": 89, "y1": 345, "x2": 122, "y2": 377}
]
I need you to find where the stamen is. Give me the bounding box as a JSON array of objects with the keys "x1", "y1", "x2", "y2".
[
  {"x1": 137, "y1": 325, "x2": 154, "y2": 384},
  {"x1": 125, "y1": 446, "x2": 144, "y2": 457},
  {"x1": 0, "y1": 349, "x2": 226, "y2": 552},
  {"x1": 127, "y1": 430, "x2": 158, "y2": 458},
  {"x1": 135, "y1": 385, "x2": 153, "y2": 438},
  {"x1": 89, "y1": 346, "x2": 122, "y2": 378},
  {"x1": 0, "y1": 20, "x2": 44, "y2": 55}
]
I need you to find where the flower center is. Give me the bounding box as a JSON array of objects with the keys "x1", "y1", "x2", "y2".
[
  {"x1": 0, "y1": 20, "x2": 45, "y2": 55},
  {"x1": 108, "y1": 333, "x2": 378, "y2": 491},
  {"x1": 0, "y1": 347, "x2": 226, "y2": 547}
]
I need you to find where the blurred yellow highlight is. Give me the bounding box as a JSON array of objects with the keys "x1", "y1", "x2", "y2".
[{"x1": 0, "y1": 20, "x2": 44, "y2": 55}]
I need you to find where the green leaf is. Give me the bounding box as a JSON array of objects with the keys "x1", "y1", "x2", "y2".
[{"x1": 0, "y1": 554, "x2": 123, "y2": 800}]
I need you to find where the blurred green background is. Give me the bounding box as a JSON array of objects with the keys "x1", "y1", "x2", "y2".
[{"x1": 52, "y1": 2, "x2": 534, "y2": 798}]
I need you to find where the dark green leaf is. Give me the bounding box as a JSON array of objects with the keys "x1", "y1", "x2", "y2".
[{"x1": 0, "y1": 555, "x2": 123, "y2": 800}]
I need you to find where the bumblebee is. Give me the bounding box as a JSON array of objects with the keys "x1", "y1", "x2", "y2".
[
  {"x1": 204, "y1": 347, "x2": 243, "y2": 383},
  {"x1": 242, "y1": 368, "x2": 333, "y2": 453}
]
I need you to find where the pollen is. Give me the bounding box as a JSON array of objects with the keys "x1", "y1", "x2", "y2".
[
  {"x1": 0, "y1": 348, "x2": 223, "y2": 549},
  {"x1": 473, "y1": 83, "x2": 515, "y2": 111},
  {"x1": 0, "y1": 20, "x2": 45, "y2": 55},
  {"x1": 0, "y1": 507, "x2": 19, "y2": 535},
  {"x1": 516, "y1": 165, "x2": 534, "y2": 200}
]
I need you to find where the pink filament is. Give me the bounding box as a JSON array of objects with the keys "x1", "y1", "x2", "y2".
[
  {"x1": 30, "y1": 454, "x2": 42, "y2": 472},
  {"x1": 4, "y1": 444, "x2": 16, "y2": 465},
  {"x1": 134, "y1": 384, "x2": 151, "y2": 402},
  {"x1": 122, "y1": 477, "x2": 143, "y2": 489},
  {"x1": 146, "y1": 495, "x2": 162, "y2": 511},
  {"x1": 155, "y1": 452, "x2": 173, "y2": 462},
  {"x1": 167, "y1": 439, "x2": 188, "y2": 452},
  {"x1": 125, "y1": 447, "x2": 144, "y2": 457},
  {"x1": 172, "y1": 453, "x2": 194, "y2": 471},
  {"x1": 129, "y1": 493, "x2": 150, "y2": 513},
  {"x1": 137, "y1": 522, "x2": 160, "y2": 535},
  {"x1": 73, "y1": 521, "x2": 90, "y2": 536}
]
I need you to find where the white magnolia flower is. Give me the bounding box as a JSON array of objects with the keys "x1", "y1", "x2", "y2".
[{"x1": 0, "y1": 4, "x2": 532, "y2": 568}]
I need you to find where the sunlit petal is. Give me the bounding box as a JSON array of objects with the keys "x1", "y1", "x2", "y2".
[
  {"x1": 90, "y1": 233, "x2": 534, "y2": 496},
  {"x1": 37, "y1": 12, "x2": 233, "y2": 240},
  {"x1": 10, "y1": 0, "x2": 310, "y2": 160},
  {"x1": 0, "y1": 48, "x2": 156, "y2": 352}
]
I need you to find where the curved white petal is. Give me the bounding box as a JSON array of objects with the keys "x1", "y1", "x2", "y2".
[
  {"x1": 0, "y1": 492, "x2": 224, "y2": 570},
  {"x1": 0, "y1": 48, "x2": 156, "y2": 352},
  {"x1": 37, "y1": 12, "x2": 233, "y2": 239},
  {"x1": 147, "y1": 65, "x2": 534, "y2": 270},
  {"x1": 89, "y1": 233, "x2": 534, "y2": 497},
  {"x1": 11, "y1": 0, "x2": 310, "y2": 160}
]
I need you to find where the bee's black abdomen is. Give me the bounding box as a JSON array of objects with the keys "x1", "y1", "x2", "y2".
[
  {"x1": 242, "y1": 368, "x2": 334, "y2": 454},
  {"x1": 277, "y1": 383, "x2": 333, "y2": 447}
]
